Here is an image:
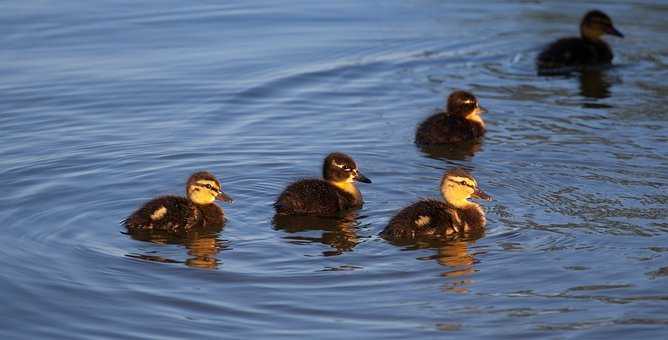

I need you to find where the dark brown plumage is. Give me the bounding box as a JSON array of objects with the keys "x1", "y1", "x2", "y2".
[
  {"x1": 537, "y1": 10, "x2": 623, "y2": 71},
  {"x1": 123, "y1": 171, "x2": 232, "y2": 232},
  {"x1": 415, "y1": 91, "x2": 486, "y2": 146},
  {"x1": 274, "y1": 152, "x2": 371, "y2": 217},
  {"x1": 381, "y1": 168, "x2": 490, "y2": 243},
  {"x1": 274, "y1": 179, "x2": 359, "y2": 216},
  {"x1": 382, "y1": 200, "x2": 455, "y2": 240}
]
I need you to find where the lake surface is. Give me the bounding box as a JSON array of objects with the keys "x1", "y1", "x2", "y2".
[{"x1": 1, "y1": 0, "x2": 667, "y2": 338}]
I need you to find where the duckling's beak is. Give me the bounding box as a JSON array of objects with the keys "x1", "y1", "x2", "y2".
[
  {"x1": 216, "y1": 191, "x2": 234, "y2": 203},
  {"x1": 476, "y1": 106, "x2": 488, "y2": 114},
  {"x1": 607, "y1": 26, "x2": 624, "y2": 38},
  {"x1": 472, "y1": 188, "x2": 492, "y2": 201},
  {"x1": 355, "y1": 172, "x2": 372, "y2": 183}
]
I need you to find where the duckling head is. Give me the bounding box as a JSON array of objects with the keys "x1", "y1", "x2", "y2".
[
  {"x1": 186, "y1": 171, "x2": 233, "y2": 205},
  {"x1": 446, "y1": 91, "x2": 487, "y2": 127},
  {"x1": 323, "y1": 152, "x2": 372, "y2": 185},
  {"x1": 580, "y1": 10, "x2": 623, "y2": 40},
  {"x1": 440, "y1": 168, "x2": 491, "y2": 208}
]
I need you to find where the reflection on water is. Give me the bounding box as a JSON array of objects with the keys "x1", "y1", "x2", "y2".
[
  {"x1": 273, "y1": 212, "x2": 360, "y2": 256},
  {"x1": 579, "y1": 69, "x2": 612, "y2": 99},
  {"x1": 537, "y1": 66, "x2": 614, "y2": 100},
  {"x1": 438, "y1": 241, "x2": 476, "y2": 294},
  {"x1": 418, "y1": 140, "x2": 483, "y2": 161},
  {"x1": 415, "y1": 240, "x2": 478, "y2": 294},
  {"x1": 125, "y1": 224, "x2": 227, "y2": 269}
]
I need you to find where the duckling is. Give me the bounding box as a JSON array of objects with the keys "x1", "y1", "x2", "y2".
[
  {"x1": 274, "y1": 152, "x2": 372, "y2": 217},
  {"x1": 123, "y1": 171, "x2": 233, "y2": 231},
  {"x1": 537, "y1": 10, "x2": 623, "y2": 71},
  {"x1": 381, "y1": 168, "x2": 491, "y2": 242},
  {"x1": 415, "y1": 91, "x2": 487, "y2": 146}
]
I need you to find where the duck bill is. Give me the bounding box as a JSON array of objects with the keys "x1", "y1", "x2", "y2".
[
  {"x1": 472, "y1": 188, "x2": 492, "y2": 201},
  {"x1": 607, "y1": 26, "x2": 624, "y2": 38},
  {"x1": 355, "y1": 172, "x2": 372, "y2": 184},
  {"x1": 216, "y1": 191, "x2": 234, "y2": 203},
  {"x1": 475, "y1": 106, "x2": 488, "y2": 115}
]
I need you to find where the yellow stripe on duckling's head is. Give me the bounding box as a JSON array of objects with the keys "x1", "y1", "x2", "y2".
[
  {"x1": 188, "y1": 179, "x2": 220, "y2": 205},
  {"x1": 186, "y1": 171, "x2": 229, "y2": 205},
  {"x1": 441, "y1": 168, "x2": 490, "y2": 207}
]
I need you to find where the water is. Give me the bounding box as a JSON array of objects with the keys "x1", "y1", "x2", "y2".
[{"x1": 1, "y1": 0, "x2": 667, "y2": 338}]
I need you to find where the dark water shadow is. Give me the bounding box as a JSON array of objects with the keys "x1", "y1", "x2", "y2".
[
  {"x1": 537, "y1": 65, "x2": 616, "y2": 104},
  {"x1": 578, "y1": 68, "x2": 612, "y2": 100},
  {"x1": 417, "y1": 139, "x2": 483, "y2": 161},
  {"x1": 124, "y1": 223, "x2": 228, "y2": 269},
  {"x1": 384, "y1": 228, "x2": 484, "y2": 249},
  {"x1": 272, "y1": 212, "x2": 361, "y2": 256}
]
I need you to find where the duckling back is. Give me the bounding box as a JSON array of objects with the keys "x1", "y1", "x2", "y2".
[
  {"x1": 274, "y1": 179, "x2": 360, "y2": 217},
  {"x1": 382, "y1": 200, "x2": 456, "y2": 241},
  {"x1": 537, "y1": 37, "x2": 612, "y2": 69},
  {"x1": 415, "y1": 113, "x2": 485, "y2": 145},
  {"x1": 124, "y1": 196, "x2": 224, "y2": 231},
  {"x1": 382, "y1": 200, "x2": 486, "y2": 242}
]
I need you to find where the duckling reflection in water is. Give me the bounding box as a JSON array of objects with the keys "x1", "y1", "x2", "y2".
[
  {"x1": 273, "y1": 212, "x2": 360, "y2": 256},
  {"x1": 579, "y1": 68, "x2": 612, "y2": 99},
  {"x1": 537, "y1": 10, "x2": 623, "y2": 72},
  {"x1": 418, "y1": 140, "x2": 483, "y2": 162},
  {"x1": 126, "y1": 226, "x2": 226, "y2": 269},
  {"x1": 274, "y1": 152, "x2": 371, "y2": 217},
  {"x1": 415, "y1": 91, "x2": 488, "y2": 147},
  {"x1": 381, "y1": 168, "x2": 491, "y2": 242},
  {"x1": 123, "y1": 171, "x2": 233, "y2": 232},
  {"x1": 437, "y1": 241, "x2": 476, "y2": 294}
]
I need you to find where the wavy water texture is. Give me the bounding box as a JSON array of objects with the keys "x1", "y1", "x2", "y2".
[{"x1": 0, "y1": 1, "x2": 667, "y2": 339}]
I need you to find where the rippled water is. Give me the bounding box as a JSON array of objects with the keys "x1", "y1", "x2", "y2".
[{"x1": 2, "y1": 1, "x2": 667, "y2": 338}]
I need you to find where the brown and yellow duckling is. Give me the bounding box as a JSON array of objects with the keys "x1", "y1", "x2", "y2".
[
  {"x1": 381, "y1": 168, "x2": 491, "y2": 242},
  {"x1": 274, "y1": 152, "x2": 371, "y2": 217},
  {"x1": 537, "y1": 10, "x2": 624, "y2": 71},
  {"x1": 415, "y1": 91, "x2": 487, "y2": 146},
  {"x1": 123, "y1": 171, "x2": 233, "y2": 231}
]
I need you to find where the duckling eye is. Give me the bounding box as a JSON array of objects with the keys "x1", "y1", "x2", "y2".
[{"x1": 205, "y1": 184, "x2": 213, "y2": 190}]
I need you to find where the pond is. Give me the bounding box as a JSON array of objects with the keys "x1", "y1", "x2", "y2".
[{"x1": 1, "y1": 1, "x2": 667, "y2": 338}]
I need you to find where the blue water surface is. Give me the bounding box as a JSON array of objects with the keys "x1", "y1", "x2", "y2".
[{"x1": 1, "y1": 1, "x2": 667, "y2": 339}]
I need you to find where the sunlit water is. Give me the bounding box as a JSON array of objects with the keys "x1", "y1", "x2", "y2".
[{"x1": 1, "y1": 1, "x2": 667, "y2": 338}]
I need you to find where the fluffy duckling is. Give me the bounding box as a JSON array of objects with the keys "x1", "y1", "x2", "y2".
[
  {"x1": 537, "y1": 10, "x2": 623, "y2": 70},
  {"x1": 123, "y1": 171, "x2": 233, "y2": 231},
  {"x1": 381, "y1": 168, "x2": 491, "y2": 242},
  {"x1": 415, "y1": 91, "x2": 487, "y2": 146},
  {"x1": 274, "y1": 152, "x2": 372, "y2": 217}
]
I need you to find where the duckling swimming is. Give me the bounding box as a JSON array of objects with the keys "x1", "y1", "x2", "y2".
[
  {"x1": 537, "y1": 10, "x2": 623, "y2": 71},
  {"x1": 415, "y1": 91, "x2": 487, "y2": 146},
  {"x1": 381, "y1": 168, "x2": 491, "y2": 242},
  {"x1": 123, "y1": 171, "x2": 233, "y2": 231},
  {"x1": 274, "y1": 152, "x2": 371, "y2": 217}
]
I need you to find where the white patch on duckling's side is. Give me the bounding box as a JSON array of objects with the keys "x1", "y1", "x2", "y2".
[
  {"x1": 415, "y1": 215, "x2": 431, "y2": 227},
  {"x1": 449, "y1": 208, "x2": 462, "y2": 225},
  {"x1": 447, "y1": 207, "x2": 464, "y2": 234},
  {"x1": 471, "y1": 205, "x2": 486, "y2": 230},
  {"x1": 150, "y1": 206, "x2": 167, "y2": 221}
]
